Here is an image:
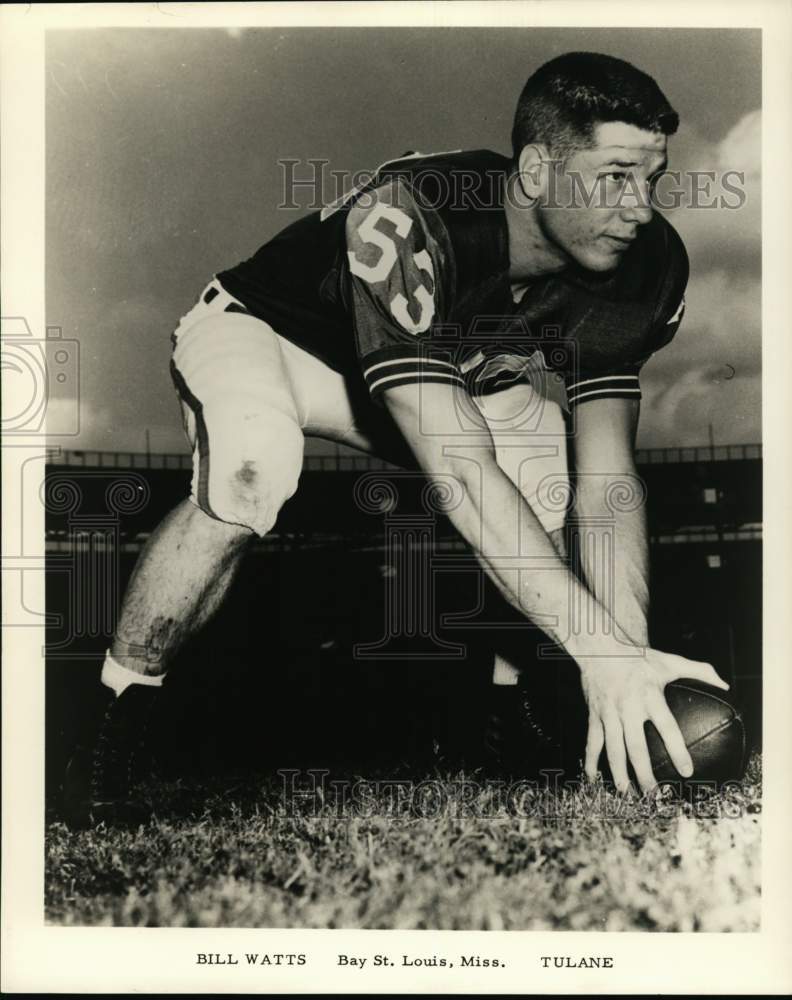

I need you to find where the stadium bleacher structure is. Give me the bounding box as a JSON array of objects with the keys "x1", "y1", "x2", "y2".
[{"x1": 43, "y1": 445, "x2": 762, "y2": 789}]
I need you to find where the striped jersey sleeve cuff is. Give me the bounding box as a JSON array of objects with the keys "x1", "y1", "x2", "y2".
[
  {"x1": 361, "y1": 347, "x2": 465, "y2": 400},
  {"x1": 566, "y1": 373, "x2": 642, "y2": 407}
]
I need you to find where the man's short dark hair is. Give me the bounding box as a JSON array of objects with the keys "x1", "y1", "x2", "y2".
[{"x1": 511, "y1": 51, "x2": 679, "y2": 162}]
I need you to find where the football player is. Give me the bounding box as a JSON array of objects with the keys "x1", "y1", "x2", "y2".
[{"x1": 64, "y1": 51, "x2": 729, "y2": 826}]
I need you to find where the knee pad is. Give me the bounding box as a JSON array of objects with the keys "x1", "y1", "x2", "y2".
[
  {"x1": 194, "y1": 404, "x2": 304, "y2": 536},
  {"x1": 172, "y1": 312, "x2": 305, "y2": 536}
]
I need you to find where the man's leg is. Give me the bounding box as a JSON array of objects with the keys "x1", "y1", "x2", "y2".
[
  {"x1": 64, "y1": 500, "x2": 254, "y2": 826},
  {"x1": 274, "y1": 346, "x2": 577, "y2": 773},
  {"x1": 472, "y1": 382, "x2": 570, "y2": 677},
  {"x1": 490, "y1": 524, "x2": 567, "y2": 687},
  {"x1": 273, "y1": 350, "x2": 577, "y2": 774},
  {"x1": 470, "y1": 383, "x2": 572, "y2": 773},
  {"x1": 109, "y1": 499, "x2": 252, "y2": 681},
  {"x1": 64, "y1": 283, "x2": 306, "y2": 826}
]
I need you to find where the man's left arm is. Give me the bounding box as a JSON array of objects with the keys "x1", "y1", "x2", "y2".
[{"x1": 569, "y1": 395, "x2": 649, "y2": 647}]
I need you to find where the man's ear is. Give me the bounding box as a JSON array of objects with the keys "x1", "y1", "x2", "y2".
[{"x1": 516, "y1": 143, "x2": 550, "y2": 204}]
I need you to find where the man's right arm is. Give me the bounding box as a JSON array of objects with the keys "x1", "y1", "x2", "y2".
[
  {"x1": 382, "y1": 379, "x2": 614, "y2": 656},
  {"x1": 382, "y1": 379, "x2": 730, "y2": 793}
]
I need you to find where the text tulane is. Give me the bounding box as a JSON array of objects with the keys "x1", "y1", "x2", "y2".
[{"x1": 540, "y1": 956, "x2": 614, "y2": 968}]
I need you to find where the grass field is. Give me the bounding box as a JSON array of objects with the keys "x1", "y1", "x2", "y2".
[{"x1": 46, "y1": 754, "x2": 761, "y2": 931}]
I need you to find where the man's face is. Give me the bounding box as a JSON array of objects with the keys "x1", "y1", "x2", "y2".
[{"x1": 537, "y1": 121, "x2": 668, "y2": 273}]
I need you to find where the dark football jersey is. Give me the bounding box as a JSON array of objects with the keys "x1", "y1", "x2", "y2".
[{"x1": 218, "y1": 149, "x2": 688, "y2": 410}]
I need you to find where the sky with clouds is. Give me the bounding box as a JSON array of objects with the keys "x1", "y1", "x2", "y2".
[{"x1": 45, "y1": 26, "x2": 761, "y2": 453}]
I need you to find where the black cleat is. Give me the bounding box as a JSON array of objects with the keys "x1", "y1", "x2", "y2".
[
  {"x1": 62, "y1": 684, "x2": 160, "y2": 828},
  {"x1": 482, "y1": 683, "x2": 565, "y2": 778}
]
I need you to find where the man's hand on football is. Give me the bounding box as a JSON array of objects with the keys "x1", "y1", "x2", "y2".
[{"x1": 578, "y1": 650, "x2": 730, "y2": 794}]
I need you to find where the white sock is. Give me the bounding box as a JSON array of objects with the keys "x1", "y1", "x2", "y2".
[
  {"x1": 492, "y1": 655, "x2": 520, "y2": 686},
  {"x1": 101, "y1": 651, "x2": 165, "y2": 697}
]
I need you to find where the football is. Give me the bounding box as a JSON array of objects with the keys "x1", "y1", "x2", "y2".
[
  {"x1": 516, "y1": 666, "x2": 748, "y2": 789},
  {"x1": 643, "y1": 680, "x2": 747, "y2": 786}
]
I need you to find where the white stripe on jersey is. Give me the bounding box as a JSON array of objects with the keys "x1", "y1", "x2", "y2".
[
  {"x1": 567, "y1": 374, "x2": 639, "y2": 391},
  {"x1": 368, "y1": 370, "x2": 464, "y2": 392},
  {"x1": 568, "y1": 386, "x2": 641, "y2": 404},
  {"x1": 364, "y1": 356, "x2": 459, "y2": 377}
]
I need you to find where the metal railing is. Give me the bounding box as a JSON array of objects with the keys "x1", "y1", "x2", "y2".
[
  {"x1": 45, "y1": 524, "x2": 762, "y2": 555},
  {"x1": 45, "y1": 442, "x2": 762, "y2": 472},
  {"x1": 45, "y1": 448, "x2": 193, "y2": 470},
  {"x1": 634, "y1": 443, "x2": 762, "y2": 464}
]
